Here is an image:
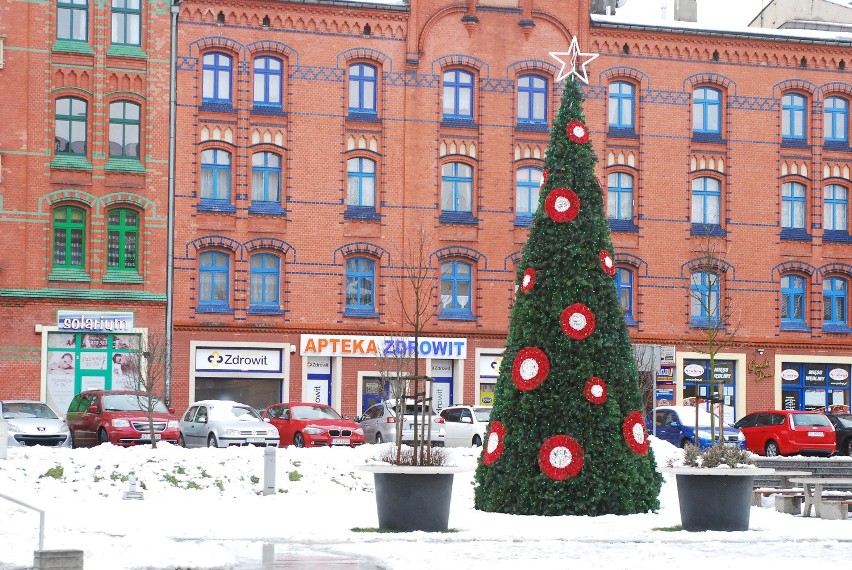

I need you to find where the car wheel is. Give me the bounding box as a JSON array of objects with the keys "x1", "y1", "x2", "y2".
[
  {"x1": 207, "y1": 433, "x2": 218, "y2": 448},
  {"x1": 293, "y1": 433, "x2": 305, "y2": 448},
  {"x1": 765, "y1": 440, "x2": 780, "y2": 457},
  {"x1": 472, "y1": 435, "x2": 482, "y2": 447},
  {"x1": 375, "y1": 433, "x2": 383, "y2": 444},
  {"x1": 680, "y1": 438, "x2": 693, "y2": 449},
  {"x1": 98, "y1": 428, "x2": 109, "y2": 445},
  {"x1": 178, "y1": 433, "x2": 186, "y2": 448}
]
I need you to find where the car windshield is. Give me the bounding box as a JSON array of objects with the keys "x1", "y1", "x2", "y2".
[
  {"x1": 473, "y1": 408, "x2": 492, "y2": 422},
  {"x1": 393, "y1": 404, "x2": 435, "y2": 416},
  {"x1": 834, "y1": 414, "x2": 852, "y2": 428},
  {"x1": 791, "y1": 413, "x2": 832, "y2": 428},
  {"x1": 2, "y1": 403, "x2": 58, "y2": 420},
  {"x1": 102, "y1": 394, "x2": 169, "y2": 413},
  {"x1": 670, "y1": 409, "x2": 729, "y2": 428},
  {"x1": 291, "y1": 405, "x2": 341, "y2": 420},
  {"x1": 209, "y1": 405, "x2": 261, "y2": 422}
]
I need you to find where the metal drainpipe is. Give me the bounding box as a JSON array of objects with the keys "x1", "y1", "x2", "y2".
[{"x1": 165, "y1": 0, "x2": 181, "y2": 405}]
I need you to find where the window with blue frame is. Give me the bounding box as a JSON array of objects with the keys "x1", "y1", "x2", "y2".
[
  {"x1": 781, "y1": 274, "x2": 806, "y2": 328},
  {"x1": 253, "y1": 57, "x2": 282, "y2": 107},
  {"x1": 608, "y1": 81, "x2": 634, "y2": 131},
  {"x1": 345, "y1": 257, "x2": 375, "y2": 314},
  {"x1": 249, "y1": 253, "x2": 280, "y2": 309},
  {"x1": 202, "y1": 52, "x2": 232, "y2": 105},
  {"x1": 692, "y1": 87, "x2": 721, "y2": 136},
  {"x1": 781, "y1": 181, "x2": 806, "y2": 230},
  {"x1": 824, "y1": 184, "x2": 848, "y2": 232},
  {"x1": 111, "y1": 0, "x2": 140, "y2": 46},
  {"x1": 55, "y1": 97, "x2": 88, "y2": 156},
  {"x1": 442, "y1": 69, "x2": 474, "y2": 121},
  {"x1": 251, "y1": 152, "x2": 281, "y2": 203},
  {"x1": 440, "y1": 261, "x2": 472, "y2": 317},
  {"x1": 108, "y1": 100, "x2": 140, "y2": 159},
  {"x1": 690, "y1": 271, "x2": 719, "y2": 324},
  {"x1": 607, "y1": 172, "x2": 633, "y2": 222},
  {"x1": 823, "y1": 277, "x2": 848, "y2": 328},
  {"x1": 347, "y1": 157, "x2": 376, "y2": 207},
  {"x1": 782, "y1": 93, "x2": 807, "y2": 141},
  {"x1": 615, "y1": 267, "x2": 636, "y2": 324},
  {"x1": 58, "y1": 0, "x2": 88, "y2": 41},
  {"x1": 198, "y1": 251, "x2": 230, "y2": 309},
  {"x1": 517, "y1": 74, "x2": 547, "y2": 125},
  {"x1": 348, "y1": 63, "x2": 377, "y2": 115},
  {"x1": 691, "y1": 177, "x2": 721, "y2": 225},
  {"x1": 824, "y1": 96, "x2": 848, "y2": 145},
  {"x1": 200, "y1": 149, "x2": 231, "y2": 201},
  {"x1": 441, "y1": 162, "x2": 473, "y2": 213},
  {"x1": 515, "y1": 166, "x2": 542, "y2": 224}
]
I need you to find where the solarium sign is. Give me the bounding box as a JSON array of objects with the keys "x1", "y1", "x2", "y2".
[
  {"x1": 57, "y1": 310, "x2": 134, "y2": 333},
  {"x1": 300, "y1": 335, "x2": 467, "y2": 359}
]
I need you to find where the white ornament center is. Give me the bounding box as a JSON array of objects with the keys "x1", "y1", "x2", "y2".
[
  {"x1": 519, "y1": 358, "x2": 540, "y2": 380},
  {"x1": 572, "y1": 126, "x2": 585, "y2": 138},
  {"x1": 523, "y1": 275, "x2": 532, "y2": 288},
  {"x1": 554, "y1": 196, "x2": 571, "y2": 212},
  {"x1": 604, "y1": 257, "x2": 613, "y2": 268},
  {"x1": 632, "y1": 423, "x2": 645, "y2": 444},
  {"x1": 569, "y1": 313, "x2": 587, "y2": 331},
  {"x1": 591, "y1": 384, "x2": 603, "y2": 398},
  {"x1": 487, "y1": 432, "x2": 500, "y2": 453},
  {"x1": 550, "y1": 446, "x2": 572, "y2": 469}
]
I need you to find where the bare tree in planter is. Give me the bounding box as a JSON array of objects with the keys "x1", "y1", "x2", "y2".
[
  {"x1": 119, "y1": 332, "x2": 171, "y2": 449},
  {"x1": 373, "y1": 338, "x2": 414, "y2": 460}
]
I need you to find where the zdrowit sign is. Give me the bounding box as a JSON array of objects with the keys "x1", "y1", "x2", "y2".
[
  {"x1": 300, "y1": 335, "x2": 467, "y2": 359},
  {"x1": 195, "y1": 347, "x2": 283, "y2": 373}
]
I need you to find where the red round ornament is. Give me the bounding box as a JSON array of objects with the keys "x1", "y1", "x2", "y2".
[
  {"x1": 538, "y1": 435, "x2": 584, "y2": 480},
  {"x1": 584, "y1": 376, "x2": 607, "y2": 405},
  {"x1": 566, "y1": 120, "x2": 590, "y2": 144},
  {"x1": 561, "y1": 303, "x2": 596, "y2": 340},
  {"x1": 544, "y1": 188, "x2": 580, "y2": 223},
  {"x1": 599, "y1": 250, "x2": 616, "y2": 276},
  {"x1": 623, "y1": 411, "x2": 649, "y2": 456},
  {"x1": 483, "y1": 421, "x2": 505, "y2": 465},
  {"x1": 512, "y1": 347, "x2": 550, "y2": 391},
  {"x1": 520, "y1": 267, "x2": 536, "y2": 292}
]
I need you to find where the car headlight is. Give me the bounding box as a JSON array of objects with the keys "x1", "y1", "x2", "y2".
[
  {"x1": 354, "y1": 428, "x2": 364, "y2": 436},
  {"x1": 168, "y1": 420, "x2": 179, "y2": 429},
  {"x1": 697, "y1": 430, "x2": 713, "y2": 440},
  {"x1": 6, "y1": 423, "x2": 23, "y2": 433},
  {"x1": 304, "y1": 427, "x2": 324, "y2": 435},
  {"x1": 112, "y1": 419, "x2": 130, "y2": 428}
]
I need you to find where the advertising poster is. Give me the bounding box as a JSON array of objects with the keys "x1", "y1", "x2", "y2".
[{"x1": 46, "y1": 350, "x2": 76, "y2": 416}]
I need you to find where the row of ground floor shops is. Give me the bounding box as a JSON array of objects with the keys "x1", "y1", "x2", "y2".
[{"x1": 27, "y1": 316, "x2": 852, "y2": 422}]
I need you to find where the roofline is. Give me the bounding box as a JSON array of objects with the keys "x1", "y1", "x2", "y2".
[
  {"x1": 591, "y1": 18, "x2": 852, "y2": 47},
  {"x1": 271, "y1": 0, "x2": 409, "y2": 12}
]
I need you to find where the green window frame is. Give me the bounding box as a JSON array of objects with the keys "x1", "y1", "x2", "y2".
[
  {"x1": 107, "y1": 209, "x2": 138, "y2": 272},
  {"x1": 57, "y1": 0, "x2": 88, "y2": 41},
  {"x1": 109, "y1": 100, "x2": 140, "y2": 159},
  {"x1": 111, "y1": 0, "x2": 141, "y2": 46},
  {"x1": 53, "y1": 206, "x2": 86, "y2": 269},
  {"x1": 55, "y1": 97, "x2": 88, "y2": 156}
]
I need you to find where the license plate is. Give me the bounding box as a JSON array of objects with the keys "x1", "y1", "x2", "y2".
[
  {"x1": 808, "y1": 431, "x2": 825, "y2": 437},
  {"x1": 331, "y1": 438, "x2": 350, "y2": 445},
  {"x1": 139, "y1": 434, "x2": 161, "y2": 441},
  {"x1": 246, "y1": 437, "x2": 264, "y2": 443}
]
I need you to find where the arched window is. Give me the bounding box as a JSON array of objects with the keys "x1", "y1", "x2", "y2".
[
  {"x1": 249, "y1": 253, "x2": 280, "y2": 308},
  {"x1": 201, "y1": 149, "x2": 231, "y2": 201},
  {"x1": 440, "y1": 260, "x2": 472, "y2": 318},
  {"x1": 198, "y1": 251, "x2": 230, "y2": 308},
  {"x1": 441, "y1": 162, "x2": 473, "y2": 213},
  {"x1": 53, "y1": 205, "x2": 86, "y2": 269},
  {"x1": 615, "y1": 267, "x2": 635, "y2": 324},
  {"x1": 251, "y1": 152, "x2": 281, "y2": 203},
  {"x1": 691, "y1": 177, "x2": 721, "y2": 225},
  {"x1": 824, "y1": 96, "x2": 849, "y2": 144},
  {"x1": 349, "y1": 63, "x2": 377, "y2": 115},
  {"x1": 517, "y1": 74, "x2": 547, "y2": 125},
  {"x1": 442, "y1": 69, "x2": 474, "y2": 120},
  {"x1": 55, "y1": 97, "x2": 88, "y2": 156},
  {"x1": 607, "y1": 172, "x2": 634, "y2": 222},
  {"x1": 781, "y1": 181, "x2": 806, "y2": 230},
  {"x1": 253, "y1": 56, "x2": 283, "y2": 107},
  {"x1": 824, "y1": 184, "x2": 849, "y2": 233},
  {"x1": 608, "y1": 81, "x2": 634, "y2": 131},
  {"x1": 690, "y1": 271, "x2": 720, "y2": 324},
  {"x1": 345, "y1": 257, "x2": 375, "y2": 314},
  {"x1": 108, "y1": 100, "x2": 140, "y2": 158},
  {"x1": 202, "y1": 52, "x2": 232, "y2": 104},
  {"x1": 782, "y1": 93, "x2": 807, "y2": 141},
  {"x1": 106, "y1": 208, "x2": 138, "y2": 272},
  {"x1": 347, "y1": 157, "x2": 376, "y2": 207},
  {"x1": 781, "y1": 274, "x2": 806, "y2": 327},
  {"x1": 693, "y1": 86, "x2": 721, "y2": 136},
  {"x1": 515, "y1": 166, "x2": 542, "y2": 224},
  {"x1": 823, "y1": 277, "x2": 848, "y2": 328}
]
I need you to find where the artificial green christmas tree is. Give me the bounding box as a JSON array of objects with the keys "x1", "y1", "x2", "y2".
[{"x1": 473, "y1": 75, "x2": 662, "y2": 516}]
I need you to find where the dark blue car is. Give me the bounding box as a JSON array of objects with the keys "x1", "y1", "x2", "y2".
[{"x1": 646, "y1": 406, "x2": 745, "y2": 449}]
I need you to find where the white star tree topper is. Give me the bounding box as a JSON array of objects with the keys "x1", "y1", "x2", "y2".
[{"x1": 549, "y1": 36, "x2": 600, "y2": 84}]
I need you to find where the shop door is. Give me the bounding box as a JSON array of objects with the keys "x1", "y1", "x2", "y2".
[{"x1": 361, "y1": 377, "x2": 384, "y2": 414}]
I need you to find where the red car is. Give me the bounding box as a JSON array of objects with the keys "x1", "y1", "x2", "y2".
[
  {"x1": 261, "y1": 402, "x2": 365, "y2": 447},
  {"x1": 733, "y1": 409, "x2": 836, "y2": 457},
  {"x1": 65, "y1": 390, "x2": 180, "y2": 447}
]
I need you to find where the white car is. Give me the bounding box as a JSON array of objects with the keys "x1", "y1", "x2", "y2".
[
  {"x1": 358, "y1": 400, "x2": 445, "y2": 446},
  {"x1": 439, "y1": 405, "x2": 491, "y2": 447},
  {"x1": 0, "y1": 400, "x2": 71, "y2": 448},
  {"x1": 178, "y1": 400, "x2": 279, "y2": 448}
]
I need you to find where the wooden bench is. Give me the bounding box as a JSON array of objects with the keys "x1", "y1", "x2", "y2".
[{"x1": 752, "y1": 488, "x2": 805, "y2": 514}]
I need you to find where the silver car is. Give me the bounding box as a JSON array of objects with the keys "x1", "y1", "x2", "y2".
[
  {"x1": 178, "y1": 400, "x2": 279, "y2": 448},
  {"x1": 1, "y1": 400, "x2": 71, "y2": 448},
  {"x1": 357, "y1": 400, "x2": 445, "y2": 446},
  {"x1": 439, "y1": 405, "x2": 491, "y2": 447}
]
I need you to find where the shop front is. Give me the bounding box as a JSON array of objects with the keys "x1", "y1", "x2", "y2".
[
  {"x1": 778, "y1": 359, "x2": 852, "y2": 412},
  {"x1": 675, "y1": 352, "x2": 746, "y2": 424}
]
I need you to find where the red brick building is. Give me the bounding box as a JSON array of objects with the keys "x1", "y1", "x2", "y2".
[{"x1": 3, "y1": 0, "x2": 851, "y2": 425}]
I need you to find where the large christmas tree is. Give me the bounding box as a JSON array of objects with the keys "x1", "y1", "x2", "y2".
[{"x1": 473, "y1": 74, "x2": 662, "y2": 516}]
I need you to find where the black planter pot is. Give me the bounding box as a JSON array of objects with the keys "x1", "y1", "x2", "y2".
[{"x1": 674, "y1": 471, "x2": 756, "y2": 531}]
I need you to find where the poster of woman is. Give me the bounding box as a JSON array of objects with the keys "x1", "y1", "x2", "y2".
[
  {"x1": 112, "y1": 353, "x2": 141, "y2": 388},
  {"x1": 46, "y1": 352, "x2": 76, "y2": 417}
]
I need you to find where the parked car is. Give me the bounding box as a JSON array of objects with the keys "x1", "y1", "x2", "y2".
[
  {"x1": 0, "y1": 400, "x2": 71, "y2": 448},
  {"x1": 179, "y1": 400, "x2": 279, "y2": 448},
  {"x1": 357, "y1": 400, "x2": 445, "y2": 446},
  {"x1": 733, "y1": 410, "x2": 836, "y2": 457},
  {"x1": 825, "y1": 413, "x2": 852, "y2": 456},
  {"x1": 65, "y1": 390, "x2": 180, "y2": 447},
  {"x1": 645, "y1": 406, "x2": 745, "y2": 449},
  {"x1": 261, "y1": 402, "x2": 365, "y2": 447},
  {"x1": 439, "y1": 405, "x2": 491, "y2": 447}
]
